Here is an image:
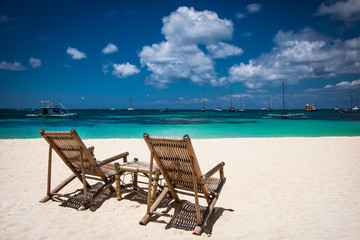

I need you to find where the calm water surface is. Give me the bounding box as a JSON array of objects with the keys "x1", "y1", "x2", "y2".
[{"x1": 0, "y1": 109, "x2": 360, "y2": 139}]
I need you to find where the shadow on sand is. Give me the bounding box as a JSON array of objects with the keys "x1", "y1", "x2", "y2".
[
  {"x1": 46, "y1": 182, "x2": 233, "y2": 235},
  {"x1": 121, "y1": 189, "x2": 234, "y2": 236},
  {"x1": 48, "y1": 182, "x2": 115, "y2": 212}
]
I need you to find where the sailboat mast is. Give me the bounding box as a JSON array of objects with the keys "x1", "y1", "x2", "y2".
[
  {"x1": 230, "y1": 87, "x2": 233, "y2": 108},
  {"x1": 282, "y1": 82, "x2": 285, "y2": 115},
  {"x1": 239, "y1": 94, "x2": 241, "y2": 108},
  {"x1": 129, "y1": 92, "x2": 132, "y2": 108}
]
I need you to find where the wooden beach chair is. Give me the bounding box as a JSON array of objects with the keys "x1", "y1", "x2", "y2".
[
  {"x1": 139, "y1": 133, "x2": 226, "y2": 235},
  {"x1": 39, "y1": 129, "x2": 129, "y2": 210}
]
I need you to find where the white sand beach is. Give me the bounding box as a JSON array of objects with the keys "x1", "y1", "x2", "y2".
[{"x1": 1, "y1": 137, "x2": 360, "y2": 240}]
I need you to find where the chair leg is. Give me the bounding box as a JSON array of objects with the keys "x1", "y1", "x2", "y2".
[
  {"x1": 139, "y1": 187, "x2": 169, "y2": 225},
  {"x1": 133, "y1": 172, "x2": 138, "y2": 190},
  {"x1": 150, "y1": 171, "x2": 161, "y2": 203},
  {"x1": 114, "y1": 163, "x2": 122, "y2": 200},
  {"x1": 78, "y1": 177, "x2": 115, "y2": 211},
  {"x1": 40, "y1": 174, "x2": 76, "y2": 203},
  {"x1": 192, "y1": 180, "x2": 226, "y2": 235},
  {"x1": 192, "y1": 197, "x2": 218, "y2": 235}
]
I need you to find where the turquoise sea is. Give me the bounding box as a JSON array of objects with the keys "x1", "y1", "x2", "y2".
[{"x1": 0, "y1": 109, "x2": 360, "y2": 139}]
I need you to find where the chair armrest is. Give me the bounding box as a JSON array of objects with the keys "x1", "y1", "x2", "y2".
[
  {"x1": 200, "y1": 162, "x2": 225, "y2": 183},
  {"x1": 97, "y1": 152, "x2": 129, "y2": 167}
]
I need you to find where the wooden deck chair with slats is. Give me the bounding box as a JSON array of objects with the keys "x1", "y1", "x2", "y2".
[
  {"x1": 39, "y1": 129, "x2": 129, "y2": 210},
  {"x1": 139, "y1": 133, "x2": 226, "y2": 235}
]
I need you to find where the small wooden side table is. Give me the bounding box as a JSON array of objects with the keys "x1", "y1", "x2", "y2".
[{"x1": 114, "y1": 159, "x2": 161, "y2": 202}]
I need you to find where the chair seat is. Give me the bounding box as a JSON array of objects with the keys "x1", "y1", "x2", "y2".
[{"x1": 100, "y1": 163, "x2": 117, "y2": 177}]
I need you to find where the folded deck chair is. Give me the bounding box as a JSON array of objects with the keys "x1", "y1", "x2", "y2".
[
  {"x1": 140, "y1": 133, "x2": 226, "y2": 235},
  {"x1": 39, "y1": 129, "x2": 129, "y2": 210}
]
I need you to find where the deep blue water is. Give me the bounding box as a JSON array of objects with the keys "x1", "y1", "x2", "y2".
[{"x1": 0, "y1": 109, "x2": 360, "y2": 139}]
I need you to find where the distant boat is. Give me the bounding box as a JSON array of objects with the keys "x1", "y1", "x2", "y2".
[
  {"x1": 335, "y1": 108, "x2": 356, "y2": 113},
  {"x1": 26, "y1": 101, "x2": 77, "y2": 118},
  {"x1": 352, "y1": 94, "x2": 359, "y2": 111},
  {"x1": 261, "y1": 92, "x2": 273, "y2": 111},
  {"x1": 334, "y1": 107, "x2": 357, "y2": 113},
  {"x1": 128, "y1": 92, "x2": 134, "y2": 111},
  {"x1": 268, "y1": 82, "x2": 304, "y2": 119},
  {"x1": 161, "y1": 107, "x2": 170, "y2": 112},
  {"x1": 201, "y1": 95, "x2": 205, "y2": 111},
  {"x1": 228, "y1": 87, "x2": 236, "y2": 112},
  {"x1": 237, "y1": 94, "x2": 244, "y2": 112},
  {"x1": 214, "y1": 97, "x2": 222, "y2": 111},
  {"x1": 334, "y1": 95, "x2": 359, "y2": 113},
  {"x1": 304, "y1": 104, "x2": 318, "y2": 111}
]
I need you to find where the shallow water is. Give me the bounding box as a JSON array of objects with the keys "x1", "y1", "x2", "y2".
[{"x1": 1, "y1": 109, "x2": 360, "y2": 139}]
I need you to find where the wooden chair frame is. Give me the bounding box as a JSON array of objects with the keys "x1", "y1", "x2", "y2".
[
  {"x1": 139, "y1": 133, "x2": 226, "y2": 235},
  {"x1": 39, "y1": 129, "x2": 129, "y2": 210},
  {"x1": 114, "y1": 160, "x2": 162, "y2": 202}
]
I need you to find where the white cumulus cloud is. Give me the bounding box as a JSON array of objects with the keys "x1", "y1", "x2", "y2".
[
  {"x1": 112, "y1": 62, "x2": 140, "y2": 78},
  {"x1": 324, "y1": 79, "x2": 360, "y2": 89},
  {"x1": 236, "y1": 3, "x2": 262, "y2": 20},
  {"x1": 102, "y1": 43, "x2": 118, "y2": 54},
  {"x1": 207, "y1": 42, "x2": 243, "y2": 58},
  {"x1": 0, "y1": 61, "x2": 26, "y2": 71},
  {"x1": 236, "y1": 13, "x2": 246, "y2": 19},
  {"x1": 139, "y1": 6, "x2": 242, "y2": 88},
  {"x1": 29, "y1": 57, "x2": 42, "y2": 68},
  {"x1": 67, "y1": 47, "x2": 87, "y2": 59},
  {"x1": 161, "y1": 6, "x2": 234, "y2": 45},
  {"x1": 316, "y1": 0, "x2": 360, "y2": 22},
  {"x1": 228, "y1": 27, "x2": 360, "y2": 88},
  {"x1": 246, "y1": 3, "x2": 262, "y2": 13}
]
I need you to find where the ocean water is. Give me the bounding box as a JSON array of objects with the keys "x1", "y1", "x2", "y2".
[{"x1": 0, "y1": 109, "x2": 360, "y2": 139}]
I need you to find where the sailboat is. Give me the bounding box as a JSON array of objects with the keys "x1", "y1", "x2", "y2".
[
  {"x1": 335, "y1": 95, "x2": 359, "y2": 113},
  {"x1": 352, "y1": 94, "x2": 359, "y2": 111},
  {"x1": 128, "y1": 92, "x2": 134, "y2": 111},
  {"x1": 237, "y1": 94, "x2": 244, "y2": 112},
  {"x1": 201, "y1": 95, "x2": 205, "y2": 111},
  {"x1": 228, "y1": 87, "x2": 236, "y2": 112},
  {"x1": 261, "y1": 91, "x2": 273, "y2": 111},
  {"x1": 268, "y1": 82, "x2": 303, "y2": 119},
  {"x1": 214, "y1": 97, "x2": 222, "y2": 111}
]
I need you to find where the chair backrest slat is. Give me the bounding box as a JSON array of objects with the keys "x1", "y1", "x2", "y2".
[
  {"x1": 39, "y1": 129, "x2": 107, "y2": 180},
  {"x1": 143, "y1": 133, "x2": 208, "y2": 196}
]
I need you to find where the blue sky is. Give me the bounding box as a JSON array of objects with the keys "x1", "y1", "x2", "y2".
[{"x1": 1, "y1": 0, "x2": 360, "y2": 109}]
